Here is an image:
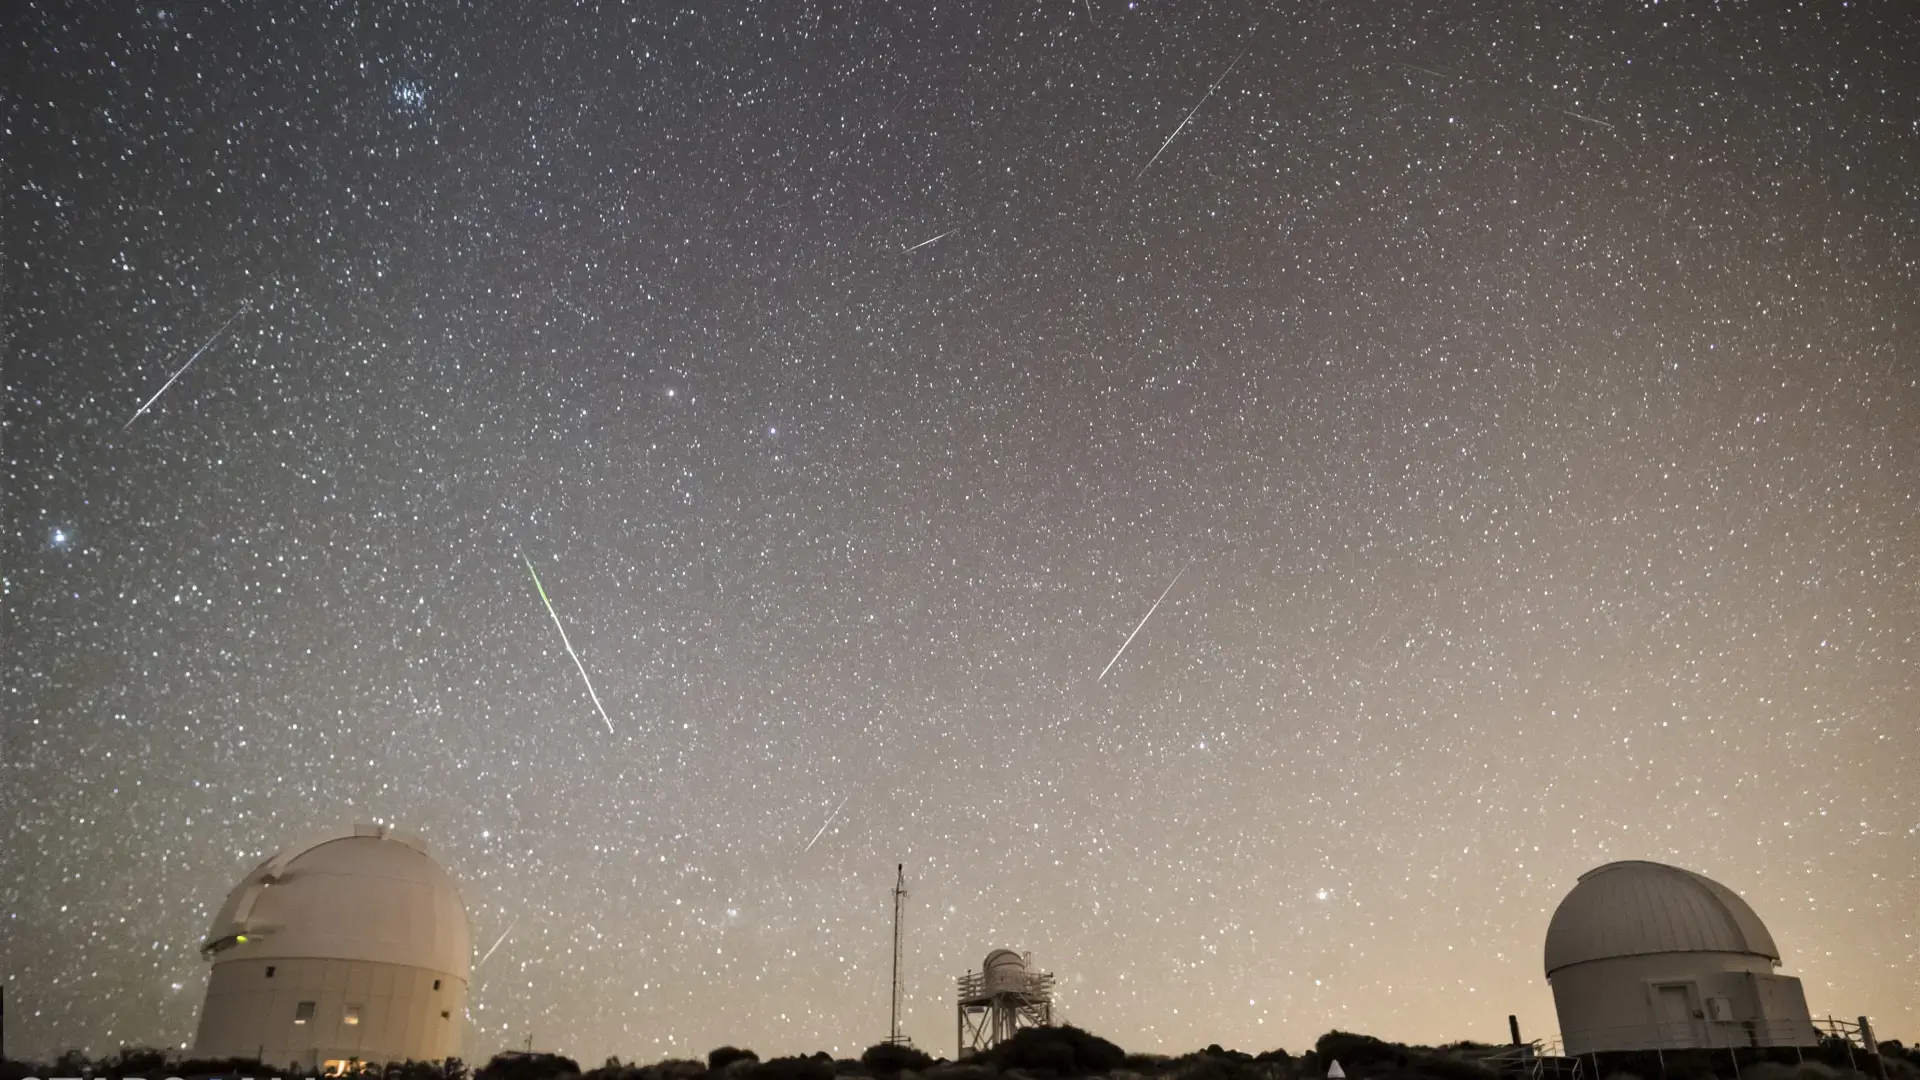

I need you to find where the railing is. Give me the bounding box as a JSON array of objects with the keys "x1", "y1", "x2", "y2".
[
  {"x1": 1556, "y1": 1017, "x2": 1824, "y2": 1054},
  {"x1": 1813, "y1": 1016, "x2": 1880, "y2": 1051},
  {"x1": 1811, "y1": 1016, "x2": 1890, "y2": 1077},
  {"x1": 1524, "y1": 1014, "x2": 1889, "y2": 1080},
  {"x1": 955, "y1": 971, "x2": 1055, "y2": 1002}
]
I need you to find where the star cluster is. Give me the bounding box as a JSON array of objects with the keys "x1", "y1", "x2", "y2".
[{"x1": 5, "y1": 0, "x2": 1916, "y2": 1065}]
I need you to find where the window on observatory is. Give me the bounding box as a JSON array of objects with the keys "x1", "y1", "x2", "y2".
[
  {"x1": 294, "y1": 1001, "x2": 315, "y2": 1024},
  {"x1": 433, "y1": 979, "x2": 441, "y2": 990},
  {"x1": 266, "y1": 966, "x2": 276, "y2": 978},
  {"x1": 344, "y1": 1005, "x2": 363, "y2": 1026}
]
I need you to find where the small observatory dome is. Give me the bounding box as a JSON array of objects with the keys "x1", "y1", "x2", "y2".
[
  {"x1": 191, "y1": 824, "x2": 471, "y2": 1072},
  {"x1": 982, "y1": 949, "x2": 1029, "y2": 996},
  {"x1": 1544, "y1": 861, "x2": 1817, "y2": 1055}
]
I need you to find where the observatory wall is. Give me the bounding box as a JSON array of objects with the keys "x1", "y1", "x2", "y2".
[
  {"x1": 1549, "y1": 952, "x2": 1818, "y2": 1053},
  {"x1": 196, "y1": 955, "x2": 466, "y2": 1068}
]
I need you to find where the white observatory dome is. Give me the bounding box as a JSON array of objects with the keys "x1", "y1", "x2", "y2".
[
  {"x1": 1545, "y1": 860, "x2": 1779, "y2": 976},
  {"x1": 192, "y1": 823, "x2": 471, "y2": 1070},
  {"x1": 202, "y1": 824, "x2": 471, "y2": 976},
  {"x1": 1543, "y1": 860, "x2": 1815, "y2": 1055}
]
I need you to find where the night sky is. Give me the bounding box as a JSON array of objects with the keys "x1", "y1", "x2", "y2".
[{"x1": 5, "y1": 0, "x2": 1916, "y2": 1065}]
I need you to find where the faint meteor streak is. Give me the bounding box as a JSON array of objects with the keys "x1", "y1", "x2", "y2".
[
  {"x1": 476, "y1": 914, "x2": 519, "y2": 969},
  {"x1": 1098, "y1": 560, "x2": 1192, "y2": 681},
  {"x1": 122, "y1": 307, "x2": 246, "y2": 430},
  {"x1": 1135, "y1": 43, "x2": 1251, "y2": 181},
  {"x1": 1553, "y1": 107, "x2": 1615, "y2": 130},
  {"x1": 901, "y1": 227, "x2": 959, "y2": 253},
  {"x1": 524, "y1": 555, "x2": 616, "y2": 734},
  {"x1": 803, "y1": 794, "x2": 851, "y2": 853}
]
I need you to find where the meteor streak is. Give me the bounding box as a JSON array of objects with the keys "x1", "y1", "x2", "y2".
[
  {"x1": 1553, "y1": 107, "x2": 1615, "y2": 130},
  {"x1": 1098, "y1": 560, "x2": 1192, "y2": 681},
  {"x1": 476, "y1": 915, "x2": 519, "y2": 969},
  {"x1": 122, "y1": 307, "x2": 246, "y2": 431},
  {"x1": 901, "y1": 227, "x2": 959, "y2": 253},
  {"x1": 803, "y1": 794, "x2": 850, "y2": 853},
  {"x1": 524, "y1": 555, "x2": 616, "y2": 734},
  {"x1": 1135, "y1": 43, "x2": 1250, "y2": 181}
]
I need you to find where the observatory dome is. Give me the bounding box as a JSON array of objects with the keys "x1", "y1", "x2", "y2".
[
  {"x1": 1544, "y1": 860, "x2": 1778, "y2": 976},
  {"x1": 1543, "y1": 860, "x2": 1815, "y2": 1055},
  {"x1": 192, "y1": 823, "x2": 471, "y2": 1070},
  {"x1": 202, "y1": 824, "x2": 471, "y2": 976},
  {"x1": 982, "y1": 949, "x2": 1028, "y2": 995}
]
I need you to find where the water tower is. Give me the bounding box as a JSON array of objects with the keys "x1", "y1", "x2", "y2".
[{"x1": 955, "y1": 949, "x2": 1054, "y2": 1057}]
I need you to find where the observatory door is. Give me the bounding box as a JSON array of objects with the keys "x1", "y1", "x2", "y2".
[{"x1": 1654, "y1": 985, "x2": 1698, "y2": 1047}]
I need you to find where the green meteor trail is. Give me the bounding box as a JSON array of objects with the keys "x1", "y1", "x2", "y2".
[{"x1": 524, "y1": 554, "x2": 615, "y2": 734}]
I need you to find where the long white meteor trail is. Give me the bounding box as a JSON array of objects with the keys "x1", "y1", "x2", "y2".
[
  {"x1": 803, "y1": 794, "x2": 851, "y2": 853},
  {"x1": 122, "y1": 307, "x2": 246, "y2": 431},
  {"x1": 476, "y1": 914, "x2": 520, "y2": 969},
  {"x1": 901, "y1": 227, "x2": 959, "y2": 253},
  {"x1": 1135, "y1": 43, "x2": 1251, "y2": 181},
  {"x1": 524, "y1": 555, "x2": 616, "y2": 734},
  {"x1": 1098, "y1": 560, "x2": 1192, "y2": 681}
]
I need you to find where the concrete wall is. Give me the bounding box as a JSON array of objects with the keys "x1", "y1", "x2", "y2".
[
  {"x1": 1550, "y1": 951, "x2": 1819, "y2": 1054},
  {"x1": 193, "y1": 955, "x2": 467, "y2": 1070}
]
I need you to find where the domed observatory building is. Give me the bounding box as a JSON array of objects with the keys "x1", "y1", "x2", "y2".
[
  {"x1": 1545, "y1": 861, "x2": 1819, "y2": 1054},
  {"x1": 956, "y1": 949, "x2": 1055, "y2": 1057},
  {"x1": 192, "y1": 824, "x2": 472, "y2": 1072}
]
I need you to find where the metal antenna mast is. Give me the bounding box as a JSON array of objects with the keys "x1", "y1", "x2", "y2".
[{"x1": 888, "y1": 863, "x2": 909, "y2": 1045}]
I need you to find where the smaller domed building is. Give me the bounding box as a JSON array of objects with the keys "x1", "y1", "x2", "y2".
[{"x1": 1545, "y1": 860, "x2": 1819, "y2": 1054}]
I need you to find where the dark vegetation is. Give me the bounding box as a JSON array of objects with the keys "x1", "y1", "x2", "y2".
[{"x1": 5, "y1": 1029, "x2": 1916, "y2": 1080}]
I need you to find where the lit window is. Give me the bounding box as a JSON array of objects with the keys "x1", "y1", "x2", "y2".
[
  {"x1": 344, "y1": 1004, "x2": 362, "y2": 1026},
  {"x1": 294, "y1": 1001, "x2": 316, "y2": 1024}
]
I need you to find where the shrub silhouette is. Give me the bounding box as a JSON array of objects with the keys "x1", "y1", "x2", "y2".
[
  {"x1": 710, "y1": 1048, "x2": 761, "y2": 1072},
  {"x1": 1314, "y1": 1031, "x2": 1409, "y2": 1073},
  {"x1": 647, "y1": 1060, "x2": 711, "y2": 1080},
  {"x1": 756, "y1": 1056, "x2": 836, "y2": 1080},
  {"x1": 862, "y1": 1045, "x2": 937, "y2": 1074},
  {"x1": 1410, "y1": 1056, "x2": 1494, "y2": 1080},
  {"x1": 479, "y1": 1052, "x2": 584, "y2": 1080},
  {"x1": 987, "y1": 1025, "x2": 1126, "y2": 1075},
  {"x1": 4, "y1": 1029, "x2": 1912, "y2": 1080}
]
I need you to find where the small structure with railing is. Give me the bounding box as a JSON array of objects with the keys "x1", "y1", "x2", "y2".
[{"x1": 955, "y1": 949, "x2": 1055, "y2": 1058}]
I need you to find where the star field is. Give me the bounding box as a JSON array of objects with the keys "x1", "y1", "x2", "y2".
[{"x1": 5, "y1": 0, "x2": 1916, "y2": 1065}]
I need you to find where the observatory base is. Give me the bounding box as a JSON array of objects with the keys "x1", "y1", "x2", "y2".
[{"x1": 194, "y1": 955, "x2": 468, "y2": 1070}]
